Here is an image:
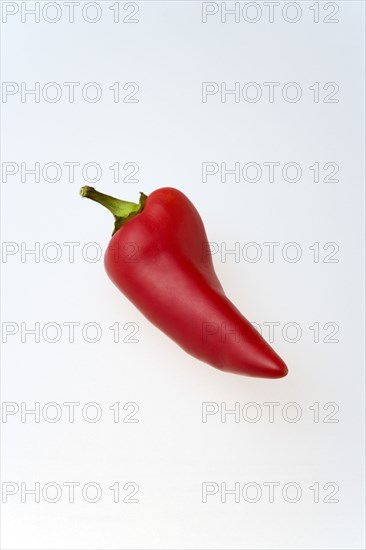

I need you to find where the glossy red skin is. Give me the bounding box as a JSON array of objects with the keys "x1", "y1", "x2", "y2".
[{"x1": 105, "y1": 188, "x2": 288, "y2": 378}]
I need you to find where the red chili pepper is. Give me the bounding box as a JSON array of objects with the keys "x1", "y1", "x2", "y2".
[{"x1": 80, "y1": 186, "x2": 288, "y2": 378}]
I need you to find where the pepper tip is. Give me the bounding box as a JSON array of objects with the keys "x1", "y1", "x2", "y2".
[{"x1": 274, "y1": 361, "x2": 288, "y2": 378}]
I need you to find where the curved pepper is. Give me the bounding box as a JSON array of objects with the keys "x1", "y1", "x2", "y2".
[{"x1": 80, "y1": 186, "x2": 288, "y2": 379}]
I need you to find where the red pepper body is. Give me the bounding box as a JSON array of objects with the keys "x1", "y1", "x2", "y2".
[{"x1": 103, "y1": 187, "x2": 287, "y2": 378}]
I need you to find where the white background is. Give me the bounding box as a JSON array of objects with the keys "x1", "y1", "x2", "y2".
[{"x1": 1, "y1": 1, "x2": 365, "y2": 549}]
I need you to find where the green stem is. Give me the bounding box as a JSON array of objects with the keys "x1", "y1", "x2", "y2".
[{"x1": 80, "y1": 186, "x2": 147, "y2": 236}]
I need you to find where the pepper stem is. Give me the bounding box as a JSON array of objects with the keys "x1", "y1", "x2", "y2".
[{"x1": 80, "y1": 186, "x2": 147, "y2": 236}]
